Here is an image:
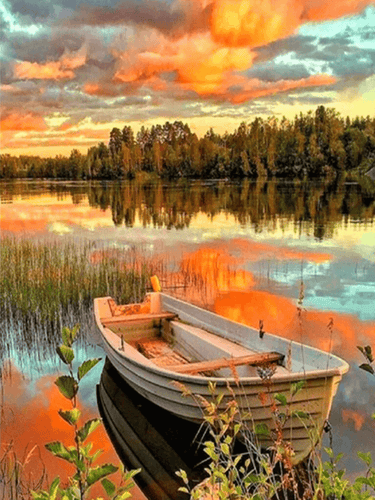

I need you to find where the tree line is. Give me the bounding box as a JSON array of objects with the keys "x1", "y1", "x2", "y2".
[{"x1": 1, "y1": 106, "x2": 375, "y2": 180}]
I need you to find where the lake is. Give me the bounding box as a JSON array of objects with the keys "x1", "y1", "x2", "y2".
[{"x1": 1, "y1": 177, "x2": 375, "y2": 496}]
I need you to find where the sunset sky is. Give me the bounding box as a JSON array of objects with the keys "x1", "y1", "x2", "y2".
[{"x1": 1, "y1": 0, "x2": 374, "y2": 156}]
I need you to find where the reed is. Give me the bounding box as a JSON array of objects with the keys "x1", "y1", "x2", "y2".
[
  {"x1": 0, "y1": 236, "x2": 154, "y2": 370},
  {"x1": 0, "y1": 442, "x2": 46, "y2": 500}
]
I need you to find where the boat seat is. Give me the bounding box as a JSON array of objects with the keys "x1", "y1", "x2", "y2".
[
  {"x1": 167, "y1": 352, "x2": 284, "y2": 374},
  {"x1": 169, "y1": 320, "x2": 289, "y2": 376},
  {"x1": 102, "y1": 312, "x2": 178, "y2": 326}
]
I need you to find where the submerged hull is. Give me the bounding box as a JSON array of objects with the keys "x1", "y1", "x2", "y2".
[{"x1": 94, "y1": 292, "x2": 349, "y2": 464}]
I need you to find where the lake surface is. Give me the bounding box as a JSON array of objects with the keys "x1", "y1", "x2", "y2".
[{"x1": 1, "y1": 178, "x2": 375, "y2": 494}]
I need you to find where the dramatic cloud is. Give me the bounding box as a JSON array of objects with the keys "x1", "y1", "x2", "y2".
[
  {"x1": 1, "y1": 0, "x2": 374, "y2": 153},
  {"x1": 113, "y1": 33, "x2": 256, "y2": 95},
  {"x1": 209, "y1": 0, "x2": 373, "y2": 47},
  {"x1": 0, "y1": 109, "x2": 47, "y2": 131},
  {"x1": 14, "y1": 45, "x2": 87, "y2": 80}
]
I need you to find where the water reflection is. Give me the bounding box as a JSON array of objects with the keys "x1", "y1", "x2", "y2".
[
  {"x1": 0, "y1": 359, "x2": 128, "y2": 497},
  {"x1": 1, "y1": 177, "x2": 375, "y2": 486},
  {"x1": 1, "y1": 178, "x2": 374, "y2": 239},
  {"x1": 97, "y1": 358, "x2": 207, "y2": 500}
]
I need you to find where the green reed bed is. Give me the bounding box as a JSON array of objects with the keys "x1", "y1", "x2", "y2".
[{"x1": 0, "y1": 236, "x2": 153, "y2": 369}]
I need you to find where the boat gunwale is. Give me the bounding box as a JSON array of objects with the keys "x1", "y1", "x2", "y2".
[{"x1": 94, "y1": 295, "x2": 349, "y2": 385}]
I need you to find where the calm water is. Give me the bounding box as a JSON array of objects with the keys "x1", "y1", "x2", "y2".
[{"x1": 1, "y1": 178, "x2": 375, "y2": 493}]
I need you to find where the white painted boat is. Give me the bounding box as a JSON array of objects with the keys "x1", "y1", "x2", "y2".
[{"x1": 94, "y1": 285, "x2": 349, "y2": 464}]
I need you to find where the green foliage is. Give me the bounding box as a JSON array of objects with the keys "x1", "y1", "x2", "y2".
[
  {"x1": 31, "y1": 325, "x2": 138, "y2": 500},
  {"x1": 176, "y1": 371, "x2": 375, "y2": 500},
  {"x1": 77, "y1": 419, "x2": 102, "y2": 443},
  {"x1": 57, "y1": 345, "x2": 75, "y2": 365},
  {"x1": 58, "y1": 409, "x2": 81, "y2": 426},
  {"x1": 358, "y1": 345, "x2": 375, "y2": 375},
  {"x1": 55, "y1": 375, "x2": 79, "y2": 400},
  {"x1": 2, "y1": 108, "x2": 375, "y2": 180},
  {"x1": 78, "y1": 359, "x2": 101, "y2": 381}
]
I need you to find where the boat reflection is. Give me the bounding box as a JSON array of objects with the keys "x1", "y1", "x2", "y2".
[{"x1": 97, "y1": 358, "x2": 207, "y2": 500}]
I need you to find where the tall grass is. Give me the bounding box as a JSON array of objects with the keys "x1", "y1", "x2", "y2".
[{"x1": 0, "y1": 236, "x2": 154, "y2": 371}]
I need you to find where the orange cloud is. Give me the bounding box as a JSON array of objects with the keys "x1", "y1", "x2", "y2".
[
  {"x1": 105, "y1": 0, "x2": 373, "y2": 101},
  {"x1": 209, "y1": 0, "x2": 302, "y2": 47},
  {"x1": 302, "y1": 0, "x2": 372, "y2": 23},
  {"x1": 113, "y1": 33, "x2": 255, "y2": 95},
  {"x1": 342, "y1": 409, "x2": 366, "y2": 431},
  {"x1": 214, "y1": 290, "x2": 375, "y2": 359},
  {"x1": 0, "y1": 111, "x2": 47, "y2": 131},
  {"x1": 208, "y1": 0, "x2": 373, "y2": 47},
  {"x1": 112, "y1": 29, "x2": 336, "y2": 100},
  {"x1": 84, "y1": 83, "x2": 111, "y2": 96},
  {"x1": 175, "y1": 243, "x2": 373, "y2": 361},
  {"x1": 0, "y1": 198, "x2": 111, "y2": 235},
  {"x1": 1, "y1": 365, "x2": 115, "y2": 488},
  {"x1": 228, "y1": 238, "x2": 332, "y2": 264},
  {"x1": 14, "y1": 46, "x2": 87, "y2": 81},
  {"x1": 227, "y1": 74, "x2": 337, "y2": 104}
]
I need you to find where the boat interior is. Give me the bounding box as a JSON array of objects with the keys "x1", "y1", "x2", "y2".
[{"x1": 96, "y1": 296, "x2": 287, "y2": 378}]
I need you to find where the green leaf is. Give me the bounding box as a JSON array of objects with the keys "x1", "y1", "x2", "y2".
[
  {"x1": 274, "y1": 393, "x2": 287, "y2": 406},
  {"x1": 292, "y1": 410, "x2": 309, "y2": 419},
  {"x1": 77, "y1": 418, "x2": 101, "y2": 442},
  {"x1": 78, "y1": 358, "x2": 101, "y2": 381},
  {"x1": 30, "y1": 492, "x2": 49, "y2": 500},
  {"x1": 365, "y1": 345, "x2": 374, "y2": 363},
  {"x1": 56, "y1": 345, "x2": 74, "y2": 365},
  {"x1": 61, "y1": 325, "x2": 79, "y2": 347},
  {"x1": 358, "y1": 345, "x2": 374, "y2": 363},
  {"x1": 290, "y1": 380, "x2": 306, "y2": 396},
  {"x1": 220, "y1": 443, "x2": 230, "y2": 456},
  {"x1": 90, "y1": 449, "x2": 103, "y2": 464},
  {"x1": 359, "y1": 363, "x2": 375, "y2": 375},
  {"x1": 58, "y1": 408, "x2": 81, "y2": 426},
  {"x1": 255, "y1": 423, "x2": 269, "y2": 436},
  {"x1": 204, "y1": 447, "x2": 219, "y2": 461},
  {"x1": 176, "y1": 469, "x2": 188, "y2": 485},
  {"x1": 116, "y1": 492, "x2": 132, "y2": 500},
  {"x1": 45, "y1": 441, "x2": 74, "y2": 463},
  {"x1": 358, "y1": 451, "x2": 372, "y2": 467},
  {"x1": 55, "y1": 376, "x2": 78, "y2": 400},
  {"x1": 61, "y1": 327, "x2": 73, "y2": 347},
  {"x1": 86, "y1": 463, "x2": 118, "y2": 486},
  {"x1": 49, "y1": 477, "x2": 60, "y2": 500},
  {"x1": 71, "y1": 324, "x2": 80, "y2": 342},
  {"x1": 101, "y1": 478, "x2": 116, "y2": 497},
  {"x1": 178, "y1": 487, "x2": 190, "y2": 494}
]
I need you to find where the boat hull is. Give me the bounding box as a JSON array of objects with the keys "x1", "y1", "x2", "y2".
[{"x1": 94, "y1": 293, "x2": 349, "y2": 464}]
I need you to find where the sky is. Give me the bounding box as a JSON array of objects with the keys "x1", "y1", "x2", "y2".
[{"x1": 0, "y1": 0, "x2": 375, "y2": 157}]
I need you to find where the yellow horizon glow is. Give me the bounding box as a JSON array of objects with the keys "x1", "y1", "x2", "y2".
[{"x1": 1, "y1": 95, "x2": 373, "y2": 158}]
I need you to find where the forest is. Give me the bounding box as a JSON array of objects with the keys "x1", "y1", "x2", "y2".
[{"x1": 1, "y1": 106, "x2": 375, "y2": 180}]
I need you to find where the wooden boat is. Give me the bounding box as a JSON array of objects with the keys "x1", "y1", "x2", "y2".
[{"x1": 94, "y1": 278, "x2": 349, "y2": 464}]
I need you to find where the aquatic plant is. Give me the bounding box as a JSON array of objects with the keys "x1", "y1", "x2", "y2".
[
  {"x1": 30, "y1": 325, "x2": 139, "y2": 500},
  {"x1": 0, "y1": 236, "x2": 153, "y2": 370}
]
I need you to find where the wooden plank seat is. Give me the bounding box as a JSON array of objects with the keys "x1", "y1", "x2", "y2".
[
  {"x1": 167, "y1": 352, "x2": 284, "y2": 375},
  {"x1": 102, "y1": 312, "x2": 178, "y2": 326}
]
